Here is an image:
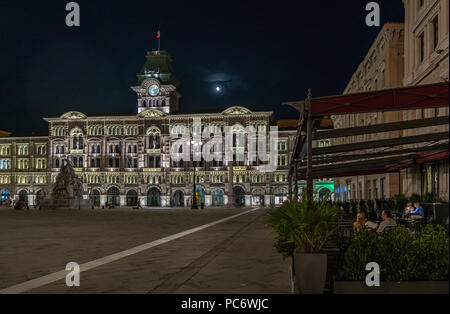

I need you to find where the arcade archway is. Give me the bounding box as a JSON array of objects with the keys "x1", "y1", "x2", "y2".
[
  {"x1": 195, "y1": 186, "x2": 205, "y2": 206},
  {"x1": 92, "y1": 189, "x2": 100, "y2": 207},
  {"x1": 147, "y1": 188, "x2": 161, "y2": 207},
  {"x1": 126, "y1": 190, "x2": 138, "y2": 207},
  {"x1": 173, "y1": 190, "x2": 184, "y2": 207},
  {"x1": 211, "y1": 189, "x2": 224, "y2": 207},
  {"x1": 233, "y1": 186, "x2": 245, "y2": 207},
  {"x1": 1, "y1": 189, "x2": 11, "y2": 201},
  {"x1": 318, "y1": 188, "x2": 331, "y2": 201},
  {"x1": 107, "y1": 187, "x2": 120, "y2": 206},
  {"x1": 18, "y1": 190, "x2": 28, "y2": 202}
]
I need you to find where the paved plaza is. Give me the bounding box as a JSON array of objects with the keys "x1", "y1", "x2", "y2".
[{"x1": 0, "y1": 207, "x2": 290, "y2": 294}]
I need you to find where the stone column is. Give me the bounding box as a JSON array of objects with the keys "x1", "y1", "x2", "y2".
[
  {"x1": 100, "y1": 195, "x2": 106, "y2": 207},
  {"x1": 227, "y1": 160, "x2": 233, "y2": 207},
  {"x1": 205, "y1": 195, "x2": 211, "y2": 207},
  {"x1": 245, "y1": 195, "x2": 251, "y2": 207}
]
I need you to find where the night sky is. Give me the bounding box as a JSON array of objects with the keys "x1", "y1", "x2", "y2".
[{"x1": 0, "y1": 0, "x2": 404, "y2": 136}]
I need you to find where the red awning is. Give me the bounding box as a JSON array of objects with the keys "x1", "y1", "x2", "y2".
[
  {"x1": 303, "y1": 149, "x2": 449, "y2": 180},
  {"x1": 310, "y1": 82, "x2": 449, "y2": 116},
  {"x1": 386, "y1": 150, "x2": 450, "y2": 173}
]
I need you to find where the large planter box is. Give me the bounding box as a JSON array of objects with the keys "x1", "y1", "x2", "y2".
[{"x1": 333, "y1": 280, "x2": 449, "y2": 294}]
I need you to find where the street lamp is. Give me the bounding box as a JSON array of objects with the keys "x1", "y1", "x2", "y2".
[
  {"x1": 191, "y1": 136, "x2": 199, "y2": 209},
  {"x1": 191, "y1": 132, "x2": 213, "y2": 210}
]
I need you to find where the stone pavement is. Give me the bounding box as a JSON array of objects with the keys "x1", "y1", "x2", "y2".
[{"x1": 0, "y1": 207, "x2": 290, "y2": 294}]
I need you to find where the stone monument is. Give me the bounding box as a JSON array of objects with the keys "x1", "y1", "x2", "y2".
[{"x1": 41, "y1": 160, "x2": 90, "y2": 210}]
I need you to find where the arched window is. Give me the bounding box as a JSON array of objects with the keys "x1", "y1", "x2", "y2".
[
  {"x1": 53, "y1": 127, "x2": 68, "y2": 136},
  {"x1": 251, "y1": 121, "x2": 267, "y2": 132},
  {"x1": 125, "y1": 125, "x2": 138, "y2": 136},
  {"x1": 170, "y1": 124, "x2": 187, "y2": 136},
  {"x1": 106, "y1": 125, "x2": 122, "y2": 136},
  {"x1": 231, "y1": 124, "x2": 245, "y2": 148},
  {"x1": 147, "y1": 127, "x2": 161, "y2": 149},
  {"x1": 70, "y1": 129, "x2": 84, "y2": 150}
]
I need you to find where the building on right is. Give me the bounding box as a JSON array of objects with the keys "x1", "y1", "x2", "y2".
[
  {"x1": 402, "y1": 0, "x2": 449, "y2": 200},
  {"x1": 333, "y1": 22, "x2": 406, "y2": 201},
  {"x1": 332, "y1": 0, "x2": 449, "y2": 202}
]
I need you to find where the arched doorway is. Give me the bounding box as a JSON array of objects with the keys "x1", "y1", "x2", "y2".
[
  {"x1": 35, "y1": 190, "x2": 42, "y2": 206},
  {"x1": 195, "y1": 186, "x2": 205, "y2": 206},
  {"x1": 107, "y1": 187, "x2": 120, "y2": 206},
  {"x1": 1, "y1": 189, "x2": 11, "y2": 201},
  {"x1": 147, "y1": 188, "x2": 161, "y2": 206},
  {"x1": 319, "y1": 188, "x2": 331, "y2": 201},
  {"x1": 211, "y1": 189, "x2": 224, "y2": 207},
  {"x1": 92, "y1": 189, "x2": 100, "y2": 207},
  {"x1": 19, "y1": 190, "x2": 28, "y2": 202},
  {"x1": 173, "y1": 190, "x2": 184, "y2": 207},
  {"x1": 233, "y1": 186, "x2": 245, "y2": 207},
  {"x1": 126, "y1": 190, "x2": 138, "y2": 206},
  {"x1": 274, "y1": 187, "x2": 288, "y2": 205},
  {"x1": 252, "y1": 192, "x2": 265, "y2": 207}
]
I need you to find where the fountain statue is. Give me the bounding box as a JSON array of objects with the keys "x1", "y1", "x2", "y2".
[{"x1": 40, "y1": 160, "x2": 90, "y2": 210}]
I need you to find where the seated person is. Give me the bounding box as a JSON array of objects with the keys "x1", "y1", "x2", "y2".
[
  {"x1": 411, "y1": 202, "x2": 424, "y2": 219},
  {"x1": 353, "y1": 212, "x2": 367, "y2": 231},
  {"x1": 404, "y1": 202, "x2": 414, "y2": 215},
  {"x1": 376, "y1": 210, "x2": 397, "y2": 233}
]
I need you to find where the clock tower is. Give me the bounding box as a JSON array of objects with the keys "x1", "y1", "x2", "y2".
[{"x1": 131, "y1": 50, "x2": 182, "y2": 114}]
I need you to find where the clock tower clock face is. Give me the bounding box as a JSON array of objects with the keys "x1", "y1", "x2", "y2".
[{"x1": 148, "y1": 85, "x2": 160, "y2": 97}]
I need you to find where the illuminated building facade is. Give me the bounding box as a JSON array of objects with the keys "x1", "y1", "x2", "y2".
[{"x1": 0, "y1": 50, "x2": 300, "y2": 207}]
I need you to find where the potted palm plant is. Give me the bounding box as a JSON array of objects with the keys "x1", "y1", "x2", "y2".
[{"x1": 267, "y1": 193, "x2": 339, "y2": 294}]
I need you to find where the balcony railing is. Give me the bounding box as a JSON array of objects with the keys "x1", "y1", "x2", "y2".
[
  {"x1": 143, "y1": 168, "x2": 162, "y2": 172},
  {"x1": 146, "y1": 149, "x2": 161, "y2": 154}
]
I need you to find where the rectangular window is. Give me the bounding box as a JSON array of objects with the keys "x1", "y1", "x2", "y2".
[
  {"x1": 36, "y1": 159, "x2": 46, "y2": 169},
  {"x1": 277, "y1": 141, "x2": 287, "y2": 151},
  {"x1": 433, "y1": 16, "x2": 439, "y2": 50},
  {"x1": 18, "y1": 159, "x2": 29, "y2": 169},
  {"x1": 277, "y1": 155, "x2": 287, "y2": 167},
  {"x1": 419, "y1": 32, "x2": 425, "y2": 63},
  {"x1": 0, "y1": 159, "x2": 11, "y2": 170}
]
